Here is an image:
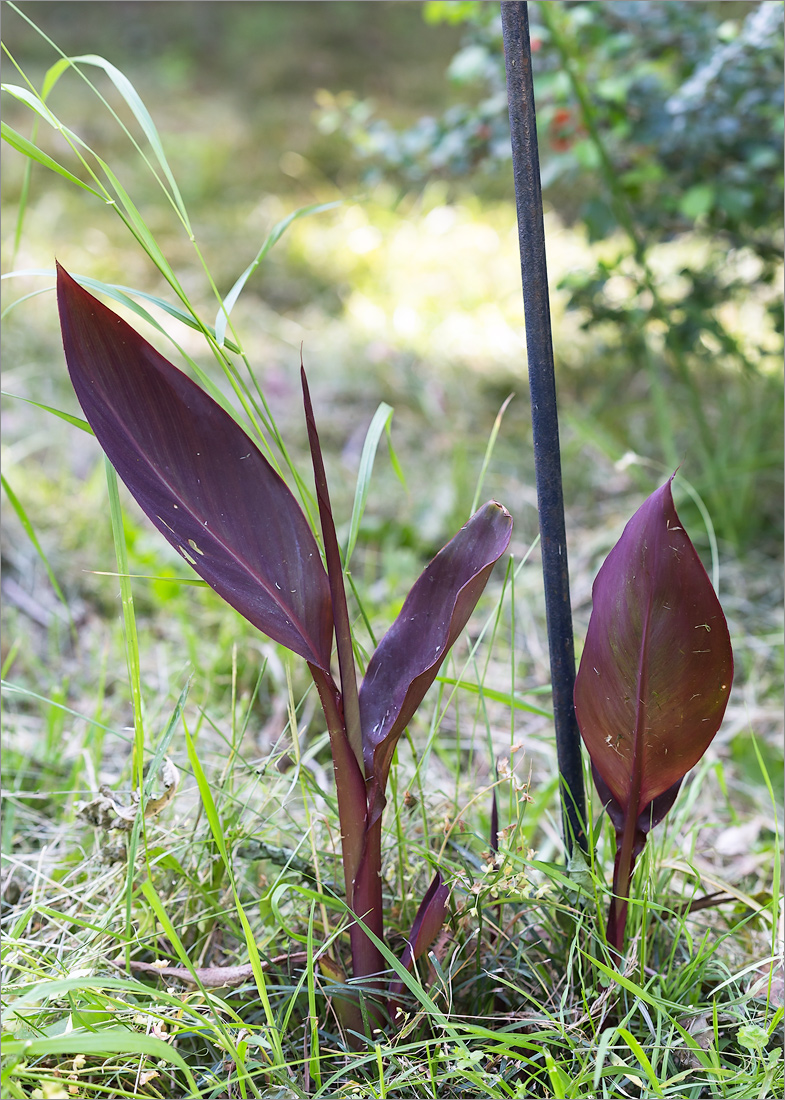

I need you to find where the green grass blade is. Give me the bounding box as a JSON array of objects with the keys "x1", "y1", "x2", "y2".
[
  {"x1": 143, "y1": 681, "x2": 189, "y2": 803},
  {"x1": 89, "y1": 570, "x2": 208, "y2": 587},
  {"x1": 1, "y1": 121, "x2": 105, "y2": 198},
  {"x1": 616, "y1": 1026, "x2": 665, "y2": 1097},
  {"x1": 68, "y1": 54, "x2": 191, "y2": 229},
  {"x1": 544, "y1": 1049, "x2": 574, "y2": 1098},
  {"x1": 182, "y1": 717, "x2": 285, "y2": 1066},
  {"x1": 214, "y1": 201, "x2": 340, "y2": 346},
  {"x1": 105, "y1": 459, "x2": 146, "y2": 968},
  {"x1": 1, "y1": 1030, "x2": 201, "y2": 1096},
  {"x1": 435, "y1": 675, "x2": 552, "y2": 717},
  {"x1": 1, "y1": 286, "x2": 55, "y2": 318},
  {"x1": 1, "y1": 473, "x2": 71, "y2": 619},
  {"x1": 40, "y1": 56, "x2": 73, "y2": 100},
  {"x1": 105, "y1": 461, "x2": 144, "y2": 787},
  {"x1": 344, "y1": 401, "x2": 395, "y2": 567},
  {"x1": 2, "y1": 81, "x2": 62, "y2": 125},
  {"x1": 470, "y1": 393, "x2": 513, "y2": 516},
  {"x1": 140, "y1": 879, "x2": 201, "y2": 979},
  {"x1": 0, "y1": 681, "x2": 126, "y2": 740},
  {"x1": 2, "y1": 268, "x2": 240, "y2": 352},
  {"x1": 10, "y1": 114, "x2": 37, "y2": 264},
  {"x1": 95, "y1": 158, "x2": 184, "y2": 290},
  {"x1": 586, "y1": 951, "x2": 717, "y2": 1069},
  {"x1": 1, "y1": 390, "x2": 92, "y2": 432},
  {"x1": 305, "y1": 903, "x2": 321, "y2": 1091}
]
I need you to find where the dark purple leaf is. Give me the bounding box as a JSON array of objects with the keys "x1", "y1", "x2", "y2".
[
  {"x1": 574, "y1": 477, "x2": 733, "y2": 952},
  {"x1": 301, "y1": 366, "x2": 363, "y2": 773},
  {"x1": 359, "y1": 501, "x2": 513, "y2": 806},
  {"x1": 591, "y1": 765, "x2": 683, "y2": 849},
  {"x1": 57, "y1": 263, "x2": 333, "y2": 668},
  {"x1": 574, "y1": 477, "x2": 732, "y2": 816},
  {"x1": 389, "y1": 872, "x2": 450, "y2": 1011}
]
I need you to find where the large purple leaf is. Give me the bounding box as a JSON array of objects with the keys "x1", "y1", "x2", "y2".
[
  {"x1": 359, "y1": 501, "x2": 513, "y2": 803},
  {"x1": 574, "y1": 477, "x2": 733, "y2": 816},
  {"x1": 57, "y1": 263, "x2": 333, "y2": 668},
  {"x1": 574, "y1": 477, "x2": 733, "y2": 953}
]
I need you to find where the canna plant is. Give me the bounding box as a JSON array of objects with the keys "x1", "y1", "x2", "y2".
[
  {"x1": 574, "y1": 477, "x2": 733, "y2": 956},
  {"x1": 56, "y1": 263, "x2": 512, "y2": 1017}
]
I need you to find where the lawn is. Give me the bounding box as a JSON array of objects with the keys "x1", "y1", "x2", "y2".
[{"x1": 1, "y1": 3, "x2": 782, "y2": 1098}]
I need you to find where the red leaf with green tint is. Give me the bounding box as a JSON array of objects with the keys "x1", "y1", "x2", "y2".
[
  {"x1": 359, "y1": 501, "x2": 513, "y2": 808},
  {"x1": 574, "y1": 477, "x2": 733, "y2": 952},
  {"x1": 57, "y1": 263, "x2": 333, "y2": 668}
]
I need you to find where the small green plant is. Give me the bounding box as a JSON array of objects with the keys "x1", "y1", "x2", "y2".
[
  {"x1": 57, "y1": 263, "x2": 512, "y2": 1023},
  {"x1": 574, "y1": 476, "x2": 733, "y2": 954}
]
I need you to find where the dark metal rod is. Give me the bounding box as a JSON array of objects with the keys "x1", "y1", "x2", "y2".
[{"x1": 500, "y1": 0, "x2": 587, "y2": 854}]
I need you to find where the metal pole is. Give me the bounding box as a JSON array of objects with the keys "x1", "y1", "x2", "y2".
[{"x1": 500, "y1": 0, "x2": 587, "y2": 854}]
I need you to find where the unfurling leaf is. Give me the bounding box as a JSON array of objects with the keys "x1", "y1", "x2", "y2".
[
  {"x1": 574, "y1": 476, "x2": 733, "y2": 952},
  {"x1": 360, "y1": 500, "x2": 513, "y2": 809},
  {"x1": 352, "y1": 501, "x2": 511, "y2": 985},
  {"x1": 57, "y1": 263, "x2": 333, "y2": 668},
  {"x1": 389, "y1": 872, "x2": 450, "y2": 1012}
]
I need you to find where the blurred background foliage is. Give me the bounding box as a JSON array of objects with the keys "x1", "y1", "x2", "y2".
[
  {"x1": 3, "y1": 0, "x2": 781, "y2": 563},
  {"x1": 314, "y1": 0, "x2": 785, "y2": 551}
]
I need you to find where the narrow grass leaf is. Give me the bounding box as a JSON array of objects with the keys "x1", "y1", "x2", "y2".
[
  {"x1": 2, "y1": 270, "x2": 213, "y2": 353},
  {"x1": 305, "y1": 904, "x2": 321, "y2": 1091},
  {"x1": 67, "y1": 54, "x2": 190, "y2": 226},
  {"x1": 182, "y1": 719, "x2": 283, "y2": 1062},
  {"x1": 89, "y1": 570, "x2": 208, "y2": 587},
  {"x1": 544, "y1": 1050, "x2": 574, "y2": 1099},
  {"x1": 435, "y1": 675, "x2": 552, "y2": 717},
  {"x1": 1, "y1": 473, "x2": 70, "y2": 616},
  {"x1": 92, "y1": 158, "x2": 184, "y2": 288},
  {"x1": 105, "y1": 462, "x2": 144, "y2": 784},
  {"x1": 140, "y1": 878, "x2": 202, "y2": 984},
  {"x1": 0, "y1": 390, "x2": 91, "y2": 432},
  {"x1": 40, "y1": 56, "x2": 73, "y2": 100},
  {"x1": 344, "y1": 401, "x2": 395, "y2": 568},
  {"x1": 1, "y1": 82, "x2": 62, "y2": 126},
  {"x1": 593, "y1": 1027, "x2": 617, "y2": 1092},
  {"x1": 1, "y1": 122, "x2": 105, "y2": 198},
  {"x1": 143, "y1": 680, "x2": 189, "y2": 806},
  {"x1": 470, "y1": 393, "x2": 513, "y2": 516},
  {"x1": 1, "y1": 286, "x2": 53, "y2": 318},
  {"x1": 2, "y1": 1031, "x2": 201, "y2": 1096},
  {"x1": 105, "y1": 460, "x2": 147, "y2": 968},
  {"x1": 616, "y1": 1027, "x2": 665, "y2": 1097},
  {"x1": 215, "y1": 201, "x2": 340, "y2": 346},
  {"x1": 587, "y1": 951, "x2": 717, "y2": 1069}
]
